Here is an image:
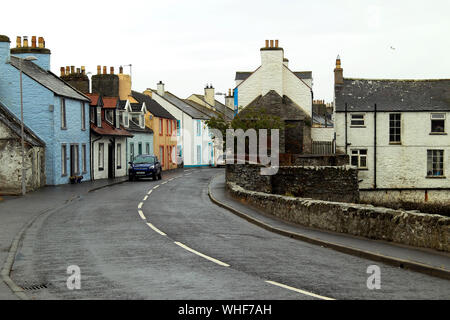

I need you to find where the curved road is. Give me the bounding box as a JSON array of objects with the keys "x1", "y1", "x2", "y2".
[{"x1": 11, "y1": 168, "x2": 450, "y2": 299}]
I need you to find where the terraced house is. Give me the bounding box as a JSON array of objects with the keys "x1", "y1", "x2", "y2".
[
  {"x1": 333, "y1": 56, "x2": 450, "y2": 207},
  {"x1": 0, "y1": 35, "x2": 91, "y2": 186}
]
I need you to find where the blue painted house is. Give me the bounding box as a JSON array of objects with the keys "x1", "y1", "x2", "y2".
[{"x1": 0, "y1": 35, "x2": 91, "y2": 185}]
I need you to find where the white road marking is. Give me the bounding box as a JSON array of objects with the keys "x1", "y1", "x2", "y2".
[
  {"x1": 138, "y1": 210, "x2": 146, "y2": 220},
  {"x1": 143, "y1": 195, "x2": 148, "y2": 201},
  {"x1": 147, "y1": 190, "x2": 153, "y2": 195},
  {"x1": 147, "y1": 222, "x2": 167, "y2": 236},
  {"x1": 265, "y1": 280, "x2": 335, "y2": 300},
  {"x1": 161, "y1": 181, "x2": 167, "y2": 185},
  {"x1": 138, "y1": 202, "x2": 143, "y2": 209},
  {"x1": 153, "y1": 185, "x2": 159, "y2": 189},
  {"x1": 174, "y1": 242, "x2": 230, "y2": 267}
]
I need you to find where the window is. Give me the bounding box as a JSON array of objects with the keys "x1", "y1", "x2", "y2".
[
  {"x1": 159, "y1": 118, "x2": 163, "y2": 135},
  {"x1": 169, "y1": 120, "x2": 172, "y2": 135},
  {"x1": 140, "y1": 114, "x2": 145, "y2": 128},
  {"x1": 105, "y1": 110, "x2": 114, "y2": 124},
  {"x1": 130, "y1": 143, "x2": 135, "y2": 162},
  {"x1": 61, "y1": 98, "x2": 67, "y2": 129},
  {"x1": 389, "y1": 113, "x2": 401, "y2": 143},
  {"x1": 197, "y1": 120, "x2": 202, "y2": 136},
  {"x1": 123, "y1": 112, "x2": 129, "y2": 127},
  {"x1": 74, "y1": 144, "x2": 79, "y2": 175},
  {"x1": 427, "y1": 150, "x2": 444, "y2": 177},
  {"x1": 90, "y1": 107, "x2": 95, "y2": 123},
  {"x1": 168, "y1": 146, "x2": 171, "y2": 164},
  {"x1": 82, "y1": 144, "x2": 87, "y2": 173},
  {"x1": 117, "y1": 144, "x2": 122, "y2": 169},
  {"x1": 177, "y1": 120, "x2": 181, "y2": 136},
  {"x1": 146, "y1": 143, "x2": 150, "y2": 154},
  {"x1": 159, "y1": 146, "x2": 164, "y2": 168},
  {"x1": 197, "y1": 145, "x2": 202, "y2": 164},
  {"x1": 115, "y1": 110, "x2": 120, "y2": 128},
  {"x1": 177, "y1": 145, "x2": 182, "y2": 157},
  {"x1": 61, "y1": 144, "x2": 67, "y2": 176},
  {"x1": 166, "y1": 119, "x2": 169, "y2": 135},
  {"x1": 98, "y1": 143, "x2": 104, "y2": 170},
  {"x1": 431, "y1": 113, "x2": 445, "y2": 133},
  {"x1": 350, "y1": 114, "x2": 365, "y2": 127},
  {"x1": 97, "y1": 107, "x2": 102, "y2": 127},
  {"x1": 81, "y1": 102, "x2": 86, "y2": 130},
  {"x1": 138, "y1": 142, "x2": 142, "y2": 156},
  {"x1": 351, "y1": 149, "x2": 368, "y2": 169}
]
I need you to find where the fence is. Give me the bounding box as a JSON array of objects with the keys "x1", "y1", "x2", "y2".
[{"x1": 312, "y1": 141, "x2": 334, "y2": 155}]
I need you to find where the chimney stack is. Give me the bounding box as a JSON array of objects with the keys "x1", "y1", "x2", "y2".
[
  {"x1": 31, "y1": 36, "x2": 37, "y2": 48},
  {"x1": 97, "y1": 65, "x2": 101, "y2": 75},
  {"x1": 23, "y1": 36, "x2": 28, "y2": 47},
  {"x1": 110, "y1": 66, "x2": 114, "y2": 74},
  {"x1": 60, "y1": 67, "x2": 65, "y2": 77},
  {"x1": 16, "y1": 36, "x2": 21, "y2": 48},
  {"x1": 334, "y1": 55, "x2": 343, "y2": 86},
  {"x1": 157, "y1": 81, "x2": 165, "y2": 96}
]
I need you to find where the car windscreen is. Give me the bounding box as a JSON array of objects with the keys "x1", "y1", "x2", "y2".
[{"x1": 133, "y1": 156, "x2": 155, "y2": 164}]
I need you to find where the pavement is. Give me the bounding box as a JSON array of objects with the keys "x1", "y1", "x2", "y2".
[
  {"x1": 5, "y1": 168, "x2": 449, "y2": 300},
  {"x1": 0, "y1": 176, "x2": 129, "y2": 299},
  {"x1": 209, "y1": 173, "x2": 450, "y2": 277}
]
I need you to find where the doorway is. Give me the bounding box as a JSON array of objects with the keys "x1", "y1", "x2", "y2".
[{"x1": 108, "y1": 143, "x2": 114, "y2": 179}]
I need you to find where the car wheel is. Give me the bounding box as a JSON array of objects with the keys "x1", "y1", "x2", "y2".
[
  {"x1": 158, "y1": 171, "x2": 162, "y2": 180},
  {"x1": 152, "y1": 173, "x2": 157, "y2": 180},
  {"x1": 128, "y1": 174, "x2": 134, "y2": 181}
]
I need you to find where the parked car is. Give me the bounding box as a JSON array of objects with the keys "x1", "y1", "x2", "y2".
[{"x1": 128, "y1": 155, "x2": 162, "y2": 181}]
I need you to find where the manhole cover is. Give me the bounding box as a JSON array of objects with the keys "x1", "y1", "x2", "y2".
[{"x1": 21, "y1": 283, "x2": 50, "y2": 291}]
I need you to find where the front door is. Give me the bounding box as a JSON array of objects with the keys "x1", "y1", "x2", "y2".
[
  {"x1": 108, "y1": 143, "x2": 114, "y2": 179},
  {"x1": 70, "y1": 145, "x2": 75, "y2": 176}
]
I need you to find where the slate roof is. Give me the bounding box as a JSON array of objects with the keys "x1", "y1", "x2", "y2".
[
  {"x1": 102, "y1": 97, "x2": 119, "y2": 109},
  {"x1": 335, "y1": 78, "x2": 450, "y2": 112},
  {"x1": 9, "y1": 56, "x2": 89, "y2": 102},
  {"x1": 131, "y1": 91, "x2": 176, "y2": 120},
  {"x1": 155, "y1": 91, "x2": 210, "y2": 120},
  {"x1": 130, "y1": 103, "x2": 143, "y2": 113},
  {"x1": 235, "y1": 70, "x2": 312, "y2": 82},
  {"x1": 183, "y1": 99, "x2": 219, "y2": 118},
  {"x1": 188, "y1": 94, "x2": 235, "y2": 120},
  {"x1": 90, "y1": 121, "x2": 133, "y2": 137},
  {"x1": 0, "y1": 101, "x2": 45, "y2": 147},
  {"x1": 235, "y1": 72, "x2": 253, "y2": 81},
  {"x1": 127, "y1": 119, "x2": 154, "y2": 133}
]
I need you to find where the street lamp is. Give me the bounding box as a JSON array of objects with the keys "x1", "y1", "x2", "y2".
[{"x1": 19, "y1": 55, "x2": 37, "y2": 196}]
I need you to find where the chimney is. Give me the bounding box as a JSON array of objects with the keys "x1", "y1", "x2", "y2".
[
  {"x1": 60, "y1": 67, "x2": 65, "y2": 77},
  {"x1": 119, "y1": 66, "x2": 123, "y2": 74},
  {"x1": 76, "y1": 67, "x2": 80, "y2": 74},
  {"x1": 81, "y1": 66, "x2": 86, "y2": 75},
  {"x1": 23, "y1": 36, "x2": 28, "y2": 47},
  {"x1": 265, "y1": 40, "x2": 269, "y2": 48},
  {"x1": 16, "y1": 36, "x2": 21, "y2": 48},
  {"x1": 270, "y1": 40, "x2": 274, "y2": 48},
  {"x1": 66, "y1": 66, "x2": 70, "y2": 75},
  {"x1": 334, "y1": 55, "x2": 343, "y2": 86},
  {"x1": 275, "y1": 39, "x2": 279, "y2": 48},
  {"x1": 38, "y1": 37, "x2": 44, "y2": 48},
  {"x1": 31, "y1": 36, "x2": 37, "y2": 48},
  {"x1": 103, "y1": 66, "x2": 107, "y2": 75},
  {"x1": 157, "y1": 81, "x2": 165, "y2": 96},
  {"x1": 204, "y1": 84, "x2": 215, "y2": 107},
  {"x1": 97, "y1": 65, "x2": 101, "y2": 75},
  {"x1": 70, "y1": 66, "x2": 75, "y2": 74},
  {"x1": 225, "y1": 88, "x2": 234, "y2": 110},
  {"x1": 110, "y1": 66, "x2": 114, "y2": 74}
]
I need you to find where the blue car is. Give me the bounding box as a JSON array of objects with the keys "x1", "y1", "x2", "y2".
[{"x1": 128, "y1": 155, "x2": 162, "y2": 181}]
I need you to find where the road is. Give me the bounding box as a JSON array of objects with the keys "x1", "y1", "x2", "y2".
[{"x1": 11, "y1": 168, "x2": 450, "y2": 299}]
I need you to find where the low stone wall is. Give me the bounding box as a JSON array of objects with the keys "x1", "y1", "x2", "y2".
[
  {"x1": 226, "y1": 161, "x2": 359, "y2": 203},
  {"x1": 227, "y1": 181, "x2": 450, "y2": 252}
]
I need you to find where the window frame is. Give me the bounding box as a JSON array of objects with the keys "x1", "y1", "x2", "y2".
[
  {"x1": 61, "y1": 144, "x2": 67, "y2": 176},
  {"x1": 81, "y1": 102, "x2": 86, "y2": 131},
  {"x1": 350, "y1": 113, "x2": 365, "y2": 127},
  {"x1": 61, "y1": 98, "x2": 67, "y2": 130},
  {"x1": 159, "y1": 118, "x2": 163, "y2": 136},
  {"x1": 96, "y1": 107, "x2": 102, "y2": 128},
  {"x1": 427, "y1": 149, "x2": 445, "y2": 177},
  {"x1": 98, "y1": 143, "x2": 104, "y2": 171},
  {"x1": 130, "y1": 143, "x2": 135, "y2": 162},
  {"x1": 350, "y1": 149, "x2": 368, "y2": 169},
  {"x1": 430, "y1": 113, "x2": 446, "y2": 134},
  {"x1": 117, "y1": 143, "x2": 122, "y2": 169},
  {"x1": 389, "y1": 113, "x2": 401, "y2": 144},
  {"x1": 82, "y1": 144, "x2": 87, "y2": 173},
  {"x1": 177, "y1": 120, "x2": 181, "y2": 136}
]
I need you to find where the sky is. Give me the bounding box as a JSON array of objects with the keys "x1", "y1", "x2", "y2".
[{"x1": 2, "y1": 0, "x2": 449, "y2": 103}]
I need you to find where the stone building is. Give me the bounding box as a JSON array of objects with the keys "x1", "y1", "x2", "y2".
[
  {"x1": 232, "y1": 40, "x2": 316, "y2": 154},
  {"x1": 0, "y1": 102, "x2": 45, "y2": 194},
  {"x1": 333, "y1": 56, "x2": 450, "y2": 208},
  {"x1": 0, "y1": 35, "x2": 91, "y2": 185}
]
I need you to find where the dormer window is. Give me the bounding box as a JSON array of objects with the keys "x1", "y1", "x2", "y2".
[
  {"x1": 140, "y1": 114, "x2": 145, "y2": 128},
  {"x1": 96, "y1": 107, "x2": 102, "y2": 128},
  {"x1": 105, "y1": 110, "x2": 114, "y2": 125},
  {"x1": 123, "y1": 111, "x2": 129, "y2": 128},
  {"x1": 115, "y1": 111, "x2": 120, "y2": 129}
]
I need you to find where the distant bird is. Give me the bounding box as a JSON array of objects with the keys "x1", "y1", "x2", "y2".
[{"x1": 390, "y1": 46, "x2": 396, "y2": 50}]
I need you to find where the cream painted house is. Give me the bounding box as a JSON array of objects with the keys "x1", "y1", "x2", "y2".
[{"x1": 334, "y1": 56, "x2": 450, "y2": 206}]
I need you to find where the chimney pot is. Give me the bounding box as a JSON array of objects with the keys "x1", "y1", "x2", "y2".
[
  {"x1": 275, "y1": 39, "x2": 279, "y2": 48},
  {"x1": 76, "y1": 68, "x2": 80, "y2": 74},
  {"x1": 97, "y1": 65, "x2": 101, "y2": 75},
  {"x1": 81, "y1": 66, "x2": 86, "y2": 74},
  {"x1": 60, "y1": 67, "x2": 65, "y2": 77},
  {"x1": 119, "y1": 66, "x2": 123, "y2": 74},
  {"x1": 37, "y1": 37, "x2": 44, "y2": 48},
  {"x1": 66, "y1": 66, "x2": 70, "y2": 75},
  {"x1": 270, "y1": 40, "x2": 274, "y2": 48},
  {"x1": 110, "y1": 66, "x2": 114, "y2": 74},
  {"x1": 265, "y1": 40, "x2": 269, "y2": 48},
  {"x1": 103, "y1": 66, "x2": 107, "y2": 75},
  {"x1": 23, "y1": 36, "x2": 28, "y2": 47},
  {"x1": 16, "y1": 36, "x2": 21, "y2": 48},
  {"x1": 71, "y1": 66, "x2": 75, "y2": 74},
  {"x1": 31, "y1": 36, "x2": 37, "y2": 48}
]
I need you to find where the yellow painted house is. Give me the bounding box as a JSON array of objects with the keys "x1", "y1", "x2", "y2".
[{"x1": 132, "y1": 90, "x2": 178, "y2": 170}]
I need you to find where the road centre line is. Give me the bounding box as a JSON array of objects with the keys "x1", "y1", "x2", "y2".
[
  {"x1": 147, "y1": 190, "x2": 153, "y2": 195},
  {"x1": 138, "y1": 202, "x2": 143, "y2": 209},
  {"x1": 138, "y1": 210, "x2": 146, "y2": 220},
  {"x1": 174, "y1": 242, "x2": 230, "y2": 267},
  {"x1": 143, "y1": 195, "x2": 148, "y2": 201},
  {"x1": 265, "y1": 280, "x2": 335, "y2": 300},
  {"x1": 153, "y1": 185, "x2": 159, "y2": 189},
  {"x1": 146, "y1": 222, "x2": 167, "y2": 236}
]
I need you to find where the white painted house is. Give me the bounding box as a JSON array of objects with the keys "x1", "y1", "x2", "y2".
[
  {"x1": 145, "y1": 82, "x2": 215, "y2": 167},
  {"x1": 334, "y1": 56, "x2": 450, "y2": 206}
]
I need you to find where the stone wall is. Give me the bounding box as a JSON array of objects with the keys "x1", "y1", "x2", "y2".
[
  {"x1": 226, "y1": 160, "x2": 359, "y2": 203},
  {"x1": 227, "y1": 181, "x2": 450, "y2": 252}
]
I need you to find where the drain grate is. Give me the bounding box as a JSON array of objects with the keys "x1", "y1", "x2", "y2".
[{"x1": 21, "y1": 283, "x2": 49, "y2": 291}]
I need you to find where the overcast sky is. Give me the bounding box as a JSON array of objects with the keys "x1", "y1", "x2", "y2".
[{"x1": 2, "y1": 0, "x2": 449, "y2": 103}]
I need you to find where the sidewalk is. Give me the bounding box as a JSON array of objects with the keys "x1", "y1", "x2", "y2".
[
  {"x1": 0, "y1": 176, "x2": 127, "y2": 299},
  {"x1": 209, "y1": 174, "x2": 450, "y2": 278}
]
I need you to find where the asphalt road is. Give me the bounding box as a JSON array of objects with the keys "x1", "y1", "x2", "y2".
[{"x1": 11, "y1": 168, "x2": 450, "y2": 299}]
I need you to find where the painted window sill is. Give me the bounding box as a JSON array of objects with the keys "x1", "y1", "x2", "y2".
[
  {"x1": 426, "y1": 176, "x2": 446, "y2": 179},
  {"x1": 357, "y1": 168, "x2": 369, "y2": 171},
  {"x1": 429, "y1": 132, "x2": 447, "y2": 135},
  {"x1": 350, "y1": 126, "x2": 366, "y2": 128},
  {"x1": 389, "y1": 142, "x2": 402, "y2": 145},
  {"x1": 98, "y1": 168, "x2": 104, "y2": 171}
]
